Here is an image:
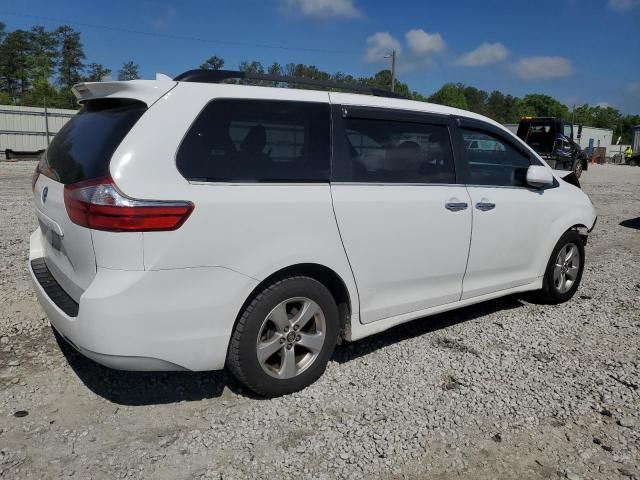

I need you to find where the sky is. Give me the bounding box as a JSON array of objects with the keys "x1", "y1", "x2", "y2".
[{"x1": 2, "y1": 0, "x2": 640, "y2": 113}]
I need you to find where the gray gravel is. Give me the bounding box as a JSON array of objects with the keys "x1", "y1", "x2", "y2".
[{"x1": 1, "y1": 161, "x2": 639, "y2": 480}]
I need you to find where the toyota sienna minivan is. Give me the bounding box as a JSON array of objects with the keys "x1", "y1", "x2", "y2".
[{"x1": 30, "y1": 70, "x2": 597, "y2": 396}]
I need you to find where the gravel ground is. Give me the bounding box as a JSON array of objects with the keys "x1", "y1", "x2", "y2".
[{"x1": 1, "y1": 161, "x2": 639, "y2": 480}]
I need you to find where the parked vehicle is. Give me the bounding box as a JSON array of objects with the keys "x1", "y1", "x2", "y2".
[
  {"x1": 626, "y1": 154, "x2": 640, "y2": 166},
  {"x1": 29, "y1": 70, "x2": 597, "y2": 396},
  {"x1": 516, "y1": 117, "x2": 589, "y2": 178}
]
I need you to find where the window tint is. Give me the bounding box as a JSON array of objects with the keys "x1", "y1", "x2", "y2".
[
  {"x1": 39, "y1": 99, "x2": 146, "y2": 184},
  {"x1": 176, "y1": 99, "x2": 330, "y2": 182},
  {"x1": 461, "y1": 128, "x2": 530, "y2": 187},
  {"x1": 337, "y1": 118, "x2": 455, "y2": 183}
]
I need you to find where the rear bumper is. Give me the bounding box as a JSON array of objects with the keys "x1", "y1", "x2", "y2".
[{"x1": 29, "y1": 229, "x2": 258, "y2": 371}]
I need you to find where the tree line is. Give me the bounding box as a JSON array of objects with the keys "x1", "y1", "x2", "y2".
[
  {"x1": 0, "y1": 22, "x2": 140, "y2": 109},
  {"x1": 1, "y1": 22, "x2": 638, "y2": 143}
]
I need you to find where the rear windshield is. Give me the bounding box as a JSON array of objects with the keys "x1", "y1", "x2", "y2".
[{"x1": 39, "y1": 99, "x2": 146, "y2": 184}]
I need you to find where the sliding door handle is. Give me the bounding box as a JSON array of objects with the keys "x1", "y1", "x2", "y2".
[
  {"x1": 476, "y1": 202, "x2": 496, "y2": 211},
  {"x1": 445, "y1": 202, "x2": 468, "y2": 212}
]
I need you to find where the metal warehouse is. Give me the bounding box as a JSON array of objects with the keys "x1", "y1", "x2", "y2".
[{"x1": 0, "y1": 105, "x2": 77, "y2": 159}]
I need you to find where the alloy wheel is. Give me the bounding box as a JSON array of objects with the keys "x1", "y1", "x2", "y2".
[
  {"x1": 256, "y1": 297, "x2": 326, "y2": 379},
  {"x1": 553, "y1": 243, "x2": 580, "y2": 294}
]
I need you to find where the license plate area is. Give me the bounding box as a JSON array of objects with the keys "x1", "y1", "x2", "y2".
[{"x1": 39, "y1": 219, "x2": 62, "y2": 252}]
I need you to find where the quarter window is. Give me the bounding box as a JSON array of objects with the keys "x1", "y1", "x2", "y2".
[
  {"x1": 176, "y1": 99, "x2": 330, "y2": 182},
  {"x1": 337, "y1": 118, "x2": 455, "y2": 183},
  {"x1": 461, "y1": 128, "x2": 530, "y2": 187}
]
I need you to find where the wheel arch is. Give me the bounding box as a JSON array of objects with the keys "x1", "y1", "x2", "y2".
[
  {"x1": 537, "y1": 212, "x2": 594, "y2": 280},
  {"x1": 233, "y1": 263, "x2": 353, "y2": 344}
]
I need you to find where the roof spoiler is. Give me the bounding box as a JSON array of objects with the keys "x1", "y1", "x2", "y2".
[{"x1": 71, "y1": 74, "x2": 176, "y2": 106}]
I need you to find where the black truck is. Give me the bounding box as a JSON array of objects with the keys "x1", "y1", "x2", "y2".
[{"x1": 516, "y1": 117, "x2": 589, "y2": 178}]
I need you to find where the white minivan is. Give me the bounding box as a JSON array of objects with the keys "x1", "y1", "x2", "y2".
[{"x1": 30, "y1": 70, "x2": 596, "y2": 396}]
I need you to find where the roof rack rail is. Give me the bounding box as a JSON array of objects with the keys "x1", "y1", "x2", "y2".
[{"x1": 173, "y1": 69, "x2": 406, "y2": 99}]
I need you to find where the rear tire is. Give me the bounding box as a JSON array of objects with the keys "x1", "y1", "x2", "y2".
[
  {"x1": 227, "y1": 276, "x2": 339, "y2": 397},
  {"x1": 537, "y1": 231, "x2": 585, "y2": 304}
]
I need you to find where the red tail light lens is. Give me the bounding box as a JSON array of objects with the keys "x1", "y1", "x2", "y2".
[{"x1": 64, "y1": 177, "x2": 194, "y2": 232}]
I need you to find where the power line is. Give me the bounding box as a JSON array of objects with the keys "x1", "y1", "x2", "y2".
[{"x1": 1, "y1": 10, "x2": 366, "y2": 56}]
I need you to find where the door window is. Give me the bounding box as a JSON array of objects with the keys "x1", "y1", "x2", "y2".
[
  {"x1": 461, "y1": 128, "x2": 530, "y2": 187},
  {"x1": 337, "y1": 118, "x2": 455, "y2": 183},
  {"x1": 176, "y1": 99, "x2": 330, "y2": 182}
]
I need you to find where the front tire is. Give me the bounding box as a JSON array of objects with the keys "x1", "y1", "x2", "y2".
[
  {"x1": 573, "y1": 160, "x2": 583, "y2": 178},
  {"x1": 227, "y1": 276, "x2": 339, "y2": 397},
  {"x1": 538, "y1": 231, "x2": 585, "y2": 304}
]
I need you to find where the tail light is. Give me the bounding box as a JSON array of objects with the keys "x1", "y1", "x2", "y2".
[{"x1": 64, "y1": 177, "x2": 194, "y2": 232}]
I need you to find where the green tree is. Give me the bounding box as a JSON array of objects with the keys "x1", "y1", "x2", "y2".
[
  {"x1": 84, "y1": 63, "x2": 111, "y2": 82},
  {"x1": 27, "y1": 26, "x2": 58, "y2": 83},
  {"x1": 56, "y1": 26, "x2": 85, "y2": 107},
  {"x1": 0, "y1": 90, "x2": 11, "y2": 104},
  {"x1": 237, "y1": 61, "x2": 265, "y2": 85},
  {"x1": 20, "y1": 79, "x2": 59, "y2": 108},
  {"x1": 0, "y1": 29, "x2": 33, "y2": 99},
  {"x1": 428, "y1": 83, "x2": 468, "y2": 110},
  {"x1": 200, "y1": 56, "x2": 224, "y2": 70},
  {"x1": 118, "y1": 61, "x2": 140, "y2": 81},
  {"x1": 463, "y1": 86, "x2": 488, "y2": 116},
  {"x1": 519, "y1": 94, "x2": 569, "y2": 119},
  {"x1": 267, "y1": 62, "x2": 282, "y2": 75},
  {"x1": 364, "y1": 69, "x2": 411, "y2": 97},
  {"x1": 590, "y1": 106, "x2": 621, "y2": 129},
  {"x1": 613, "y1": 114, "x2": 640, "y2": 144}
]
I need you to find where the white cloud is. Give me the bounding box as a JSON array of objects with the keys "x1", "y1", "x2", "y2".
[
  {"x1": 514, "y1": 56, "x2": 574, "y2": 79},
  {"x1": 280, "y1": 0, "x2": 363, "y2": 20},
  {"x1": 365, "y1": 32, "x2": 401, "y2": 63},
  {"x1": 404, "y1": 29, "x2": 446, "y2": 57},
  {"x1": 457, "y1": 42, "x2": 508, "y2": 67},
  {"x1": 608, "y1": 0, "x2": 639, "y2": 12}
]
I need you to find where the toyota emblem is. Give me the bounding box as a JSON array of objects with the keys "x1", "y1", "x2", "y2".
[{"x1": 42, "y1": 186, "x2": 48, "y2": 204}]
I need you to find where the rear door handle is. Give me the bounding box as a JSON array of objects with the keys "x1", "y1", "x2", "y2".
[
  {"x1": 445, "y1": 202, "x2": 468, "y2": 212},
  {"x1": 476, "y1": 202, "x2": 496, "y2": 211}
]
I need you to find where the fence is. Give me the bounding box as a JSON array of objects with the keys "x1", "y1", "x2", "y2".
[{"x1": 0, "y1": 105, "x2": 77, "y2": 160}]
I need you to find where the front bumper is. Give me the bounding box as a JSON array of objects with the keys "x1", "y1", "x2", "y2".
[{"x1": 29, "y1": 229, "x2": 258, "y2": 371}]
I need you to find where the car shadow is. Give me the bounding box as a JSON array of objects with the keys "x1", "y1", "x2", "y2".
[
  {"x1": 332, "y1": 294, "x2": 525, "y2": 364},
  {"x1": 54, "y1": 329, "x2": 232, "y2": 406},
  {"x1": 55, "y1": 294, "x2": 526, "y2": 405},
  {"x1": 619, "y1": 217, "x2": 640, "y2": 230}
]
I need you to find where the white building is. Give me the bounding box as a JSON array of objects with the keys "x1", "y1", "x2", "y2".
[{"x1": 0, "y1": 105, "x2": 77, "y2": 159}]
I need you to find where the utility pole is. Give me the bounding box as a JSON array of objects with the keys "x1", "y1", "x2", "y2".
[
  {"x1": 42, "y1": 68, "x2": 50, "y2": 146},
  {"x1": 43, "y1": 94, "x2": 50, "y2": 146},
  {"x1": 384, "y1": 50, "x2": 396, "y2": 92},
  {"x1": 390, "y1": 50, "x2": 396, "y2": 93}
]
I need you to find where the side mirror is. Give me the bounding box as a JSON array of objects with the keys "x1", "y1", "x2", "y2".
[
  {"x1": 577, "y1": 125, "x2": 582, "y2": 140},
  {"x1": 526, "y1": 165, "x2": 554, "y2": 188}
]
